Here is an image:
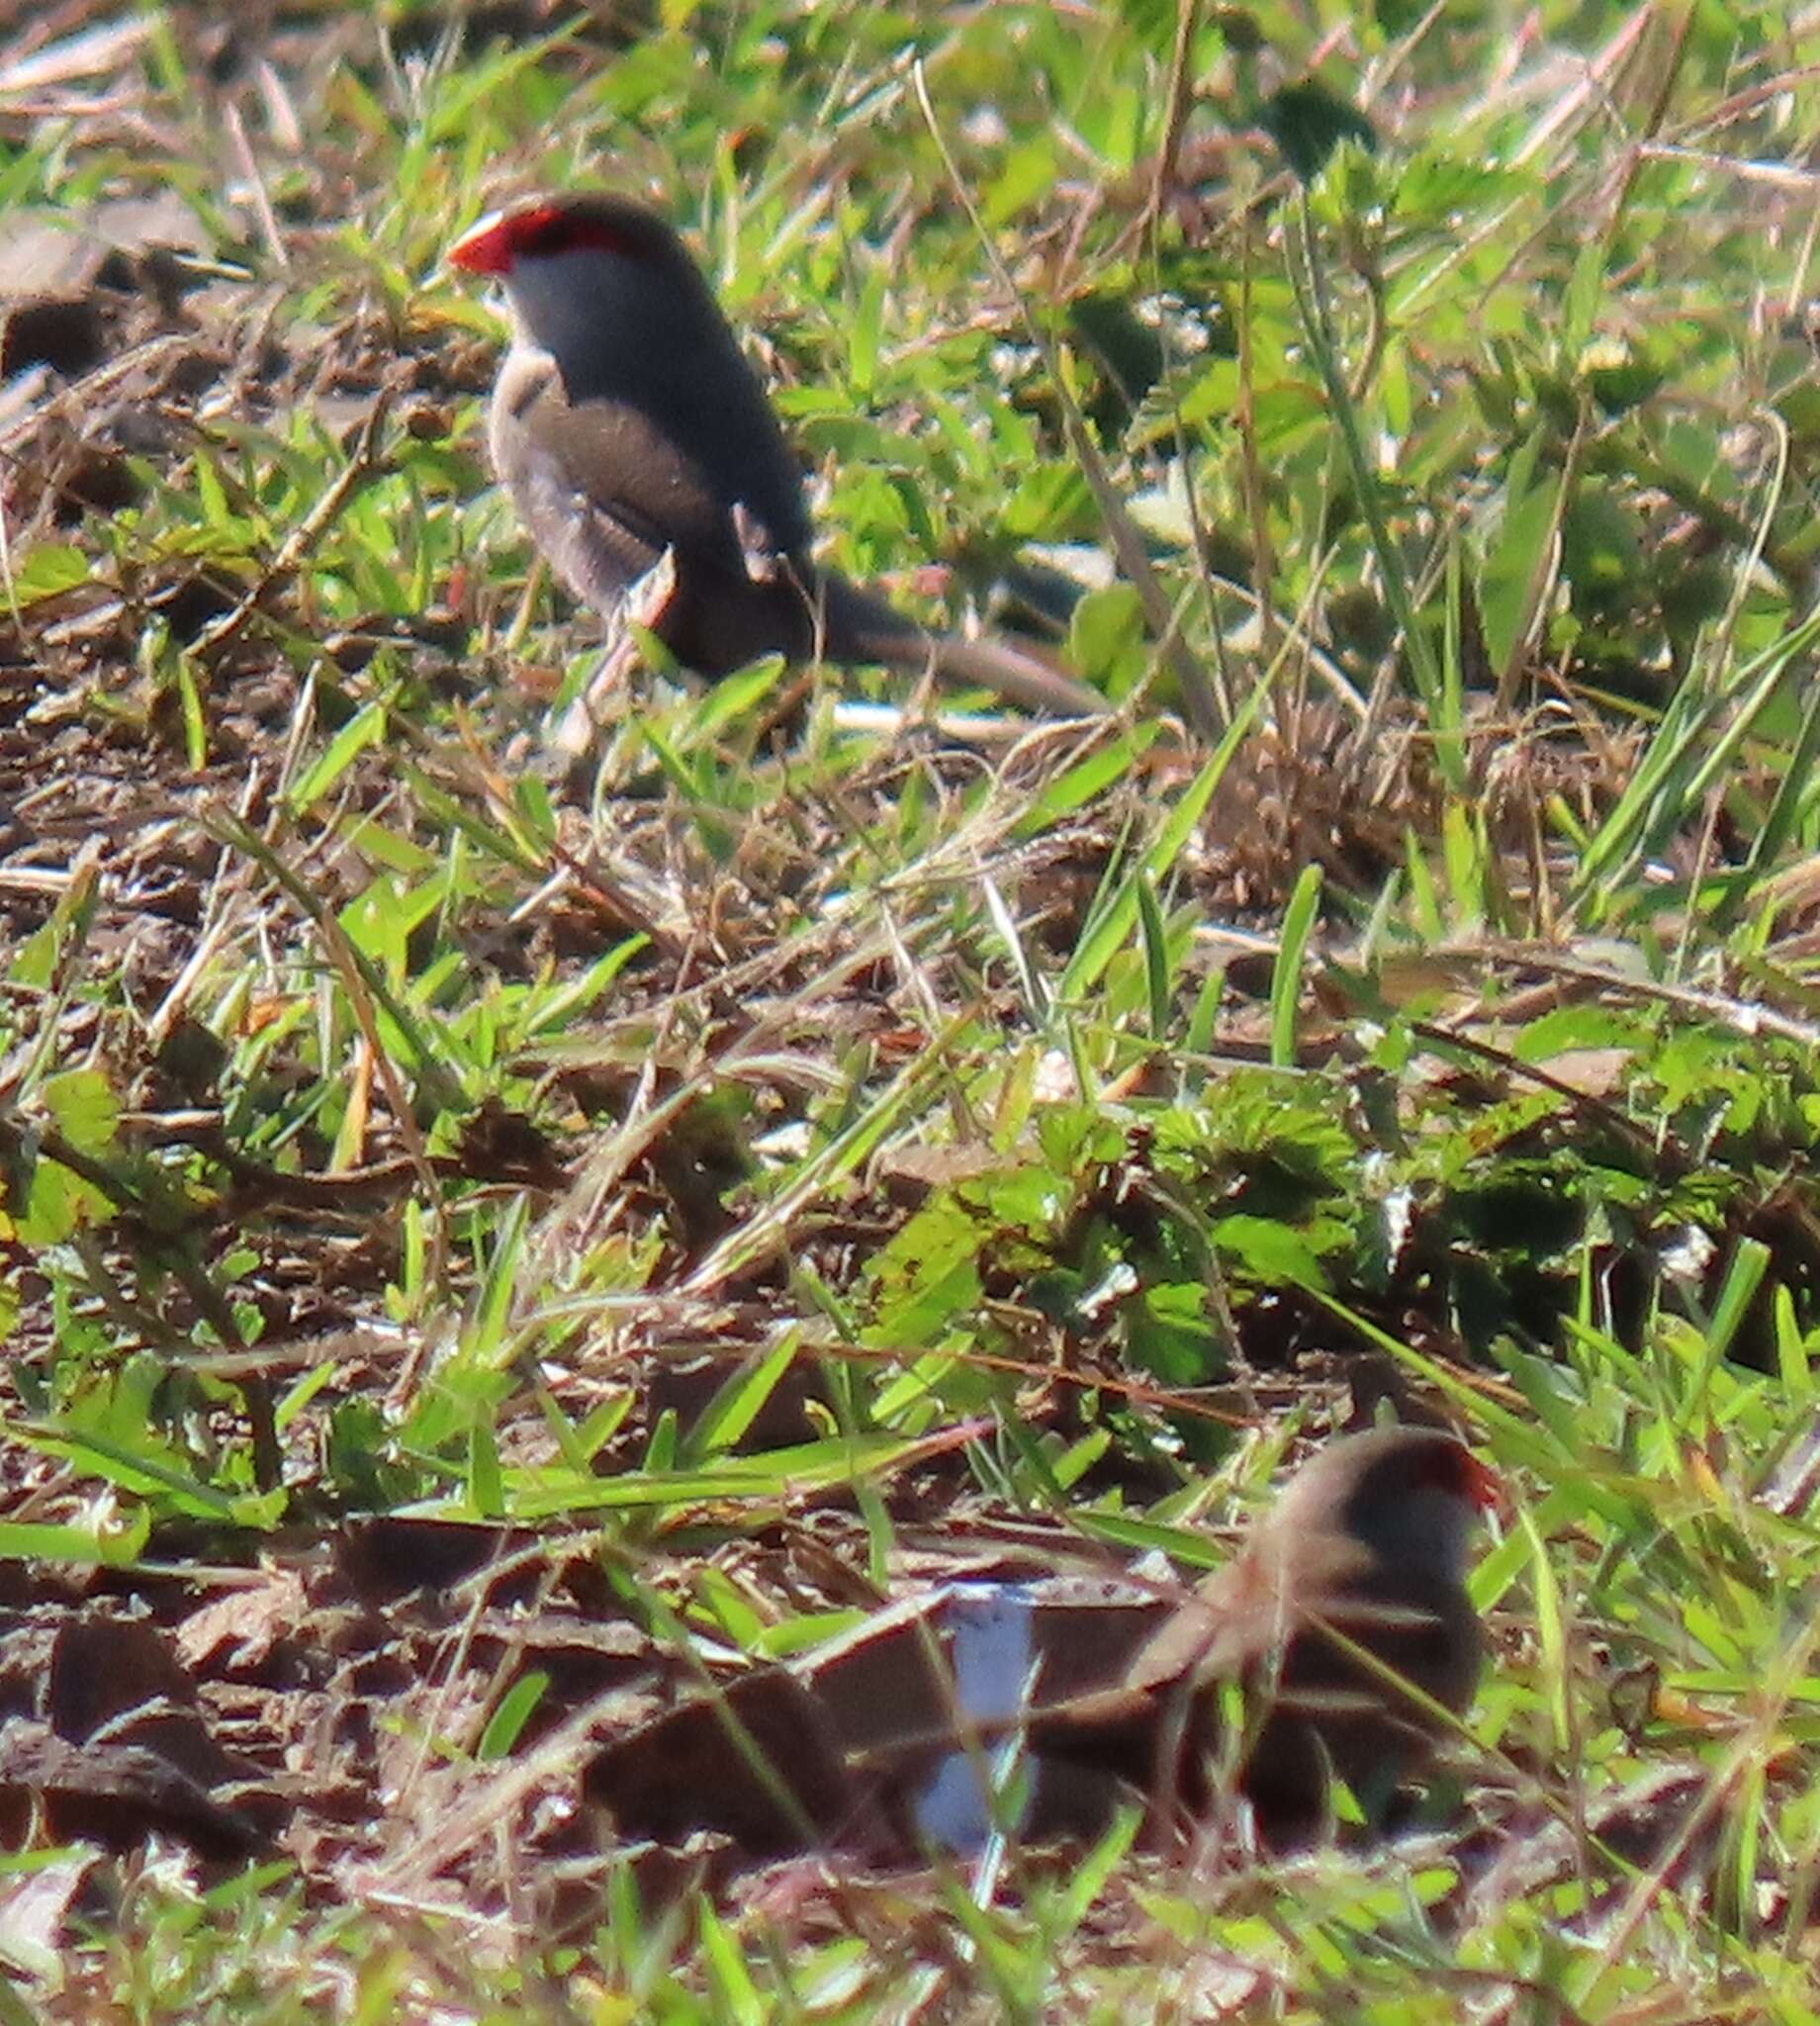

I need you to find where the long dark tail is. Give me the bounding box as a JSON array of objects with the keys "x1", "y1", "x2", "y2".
[{"x1": 817, "y1": 572, "x2": 1107, "y2": 717}]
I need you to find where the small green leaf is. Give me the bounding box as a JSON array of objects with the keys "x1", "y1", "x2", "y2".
[
  {"x1": 1270, "y1": 866, "x2": 1322, "y2": 1068},
  {"x1": 478, "y1": 1670, "x2": 548, "y2": 1760},
  {"x1": 7, "y1": 544, "x2": 90, "y2": 603},
  {"x1": 41, "y1": 1068, "x2": 119, "y2": 1154}
]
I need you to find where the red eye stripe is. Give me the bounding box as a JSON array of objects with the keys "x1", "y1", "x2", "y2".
[
  {"x1": 1449, "y1": 1447, "x2": 1505, "y2": 1514},
  {"x1": 1391, "y1": 1434, "x2": 1504, "y2": 1514},
  {"x1": 502, "y1": 205, "x2": 639, "y2": 260},
  {"x1": 448, "y1": 203, "x2": 649, "y2": 275}
]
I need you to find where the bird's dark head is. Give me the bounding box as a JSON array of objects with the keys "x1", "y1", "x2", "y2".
[
  {"x1": 447, "y1": 193, "x2": 709, "y2": 379},
  {"x1": 1281, "y1": 1426, "x2": 1502, "y2": 1580}
]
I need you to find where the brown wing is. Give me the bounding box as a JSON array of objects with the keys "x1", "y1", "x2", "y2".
[
  {"x1": 492, "y1": 352, "x2": 774, "y2": 600},
  {"x1": 1105, "y1": 1527, "x2": 1381, "y2": 1697},
  {"x1": 1024, "y1": 1536, "x2": 1482, "y2": 1846},
  {"x1": 1237, "y1": 1562, "x2": 1484, "y2": 1838},
  {"x1": 490, "y1": 353, "x2": 1104, "y2": 710}
]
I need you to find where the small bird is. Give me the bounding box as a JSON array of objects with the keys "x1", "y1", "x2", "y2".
[
  {"x1": 581, "y1": 1425, "x2": 1500, "y2": 1861},
  {"x1": 1024, "y1": 1424, "x2": 1502, "y2": 1847},
  {"x1": 446, "y1": 193, "x2": 1106, "y2": 718}
]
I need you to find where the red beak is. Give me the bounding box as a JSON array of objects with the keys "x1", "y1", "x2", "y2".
[{"x1": 447, "y1": 210, "x2": 514, "y2": 276}]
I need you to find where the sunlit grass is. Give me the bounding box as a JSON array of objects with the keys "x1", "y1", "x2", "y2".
[{"x1": 6, "y1": 1, "x2": 1820, "y2": 2019}]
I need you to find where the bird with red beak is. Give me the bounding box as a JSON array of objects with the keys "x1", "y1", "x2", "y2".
[
  {"x1": 1024, "y1": 1422, "x2": 1504, "y2": 1846},
  {"x1": 446, "y1": 193, "x2": 1107, "y2": 718},
  {"x1": 584, "y1": 1424, "x2": 1503, "y2": 1858}
]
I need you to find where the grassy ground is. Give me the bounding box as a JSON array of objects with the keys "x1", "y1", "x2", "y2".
[{"x1": 5, "y1": 0, "x2": 1820, "y2": 2018}]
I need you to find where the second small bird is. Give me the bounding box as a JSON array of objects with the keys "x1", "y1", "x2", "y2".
[
  {"x1": 447, "y1": 193, "x2": 1106, "y2": 718},
  {"x1": 1025, "y1": 1422, "x2": 1502, "y2": 1845}
]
